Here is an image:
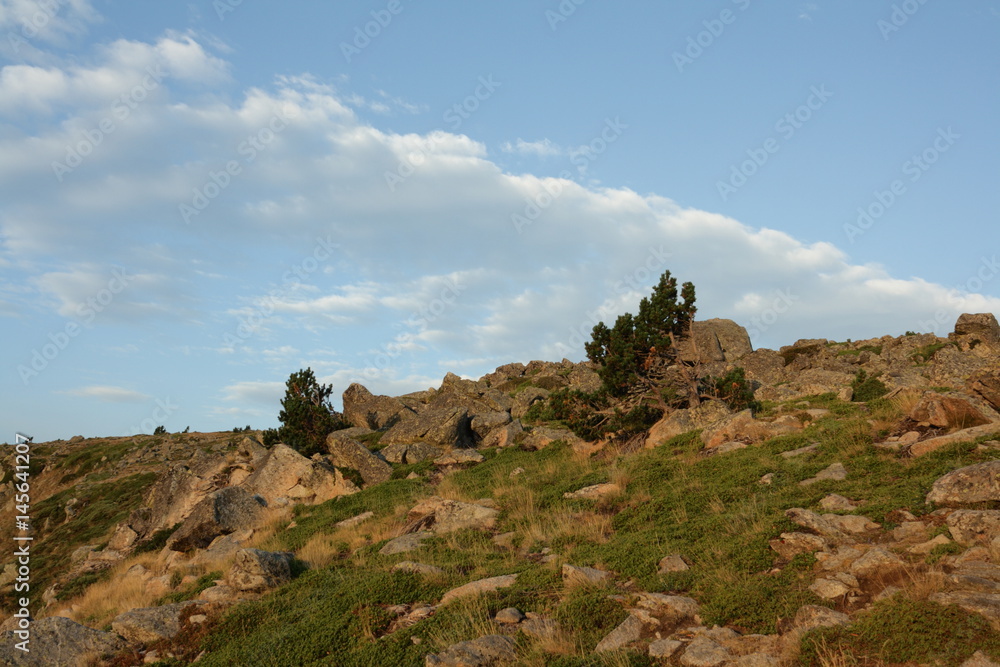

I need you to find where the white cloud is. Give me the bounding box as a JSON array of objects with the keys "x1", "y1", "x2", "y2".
[
  {"x1": 501, "y1": 138, "x2": 562, "y2": 157},
  {"x1": 221, "y1": 380, "x2": 284, "y2": 406},
  {"x1": 62, "y1": 385, "x2": 148, "y2": 402}
]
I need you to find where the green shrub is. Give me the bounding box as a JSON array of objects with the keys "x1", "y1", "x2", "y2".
[
  {"x1": 850, "y1": 370, "x2": 888, "y2": 402},
  {"x1": 271, "y1": 368, "x2": 347, "y2": 456},
  {"x1": 704, "y1": 367, "x2": 761, "y2": 414}
]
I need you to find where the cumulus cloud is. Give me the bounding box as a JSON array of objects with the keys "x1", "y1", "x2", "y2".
[
  {"x1": 62, "y1": 385, "x2": 148, "y2": 402},
  {"x1": 3, "y1": 30, "x2": 1000, "y2": 413}
]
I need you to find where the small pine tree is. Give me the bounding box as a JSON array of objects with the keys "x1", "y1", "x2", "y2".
[{"x1": 274, "y1": 368, "x2": 346, "y2": 456}]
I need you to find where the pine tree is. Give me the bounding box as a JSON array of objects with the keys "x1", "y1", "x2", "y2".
[{"x1": 274, "y1": 368, "x2": 344, "y2": 457}]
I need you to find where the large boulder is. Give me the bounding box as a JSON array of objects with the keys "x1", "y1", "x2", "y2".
[
  {"x1": 701, "y1": 409, "x2": 756, "y2": 449},
  {"x1": 326, "y1": 430, "x2": 392, "y2": 486},
  {"x1": 969, "y1": 369, "x2": 1000, "y2": 412},
  {"x1": 0, "y1": 616, "x2": 126, "y2": 666},
  {"x1": 241, "y1": 443, "x2": 359, "y2": 505},
  {"x1": 680, "y1": 319, "x2": 753, "y2": 364},
  {"x1": 407, "y1": 496, "x2": 498, "y2": 534},
  {"x1": 379, "y1": 441, "x2": 443, "y2": 464},
  {"x1": 229, "y1": 548, "x2": 293, "y2": 592},
  {"x1": 112, "y1": 601, "x2": 205, "y2": 645},
  {"x1": 342, "y1": 383, "x2": 414, "y2": 429},
  {"x1": 927, "y1": 461, "x2": 1000, "y2": 506},
  {"x1": 948, "y1": 510, "x2": 1000, "y2": 547},
  {"x1": 380, "y1": 406, "x2": 473, "y2": 448},
  {"x1": 645, "y1": 400, "x2": 732, "y2": 448},
  {"x1": 739, "y1": 349, "x2": 787, "y2": 387},
  {"x1": 953, "y1": 313, "x2": 1000, "y2": 345},
  {"x1": 166, "y1": 486, "x2": 266, "y2": 552},
  {"x1": 126, "y1": 452, "x2": 231, "y2": 538},
  {"x1": 909, "y1": 392, "x2": 990, "y2": 430}
]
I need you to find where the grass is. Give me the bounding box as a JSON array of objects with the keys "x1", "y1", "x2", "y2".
[
  {"x1": 911, "y1": 341, "x2": 954, "y2": 364},
  {"x1": 799, "y1": 595, "x2": 1000, "y2": 665}
]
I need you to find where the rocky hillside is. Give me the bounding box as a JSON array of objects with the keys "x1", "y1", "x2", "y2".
[{"x1": 3, "y1": 314, "x2": 1000, "y2": 666}]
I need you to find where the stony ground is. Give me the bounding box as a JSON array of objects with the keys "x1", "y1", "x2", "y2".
[{"x1": 3, "y1": 314, "x2": 1000, "y2": 666}]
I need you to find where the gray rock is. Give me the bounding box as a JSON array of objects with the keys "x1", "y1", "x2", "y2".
[
  {"x1": 680, "y1": 637, "x2": 731, "y2": 667},
  {"x1": 379, "y1": 532, "x2": 432, "y2": 555},
  {"x1": 522, "y1": 426, "x2": 585, "y2": 451},
  {"x1": 241, "y1": 443, "x2": 359, "y2": 505},
  {"x1": 649, "y1": 638, "x2": 684, "y2": 659},
  {"x1": 930, "y1": 591, "x2": 1000, "y2": 623},
  {"x1": 166, "y1": 486, "x2": 266, "y2": 552},
  {"x1": 819, "y1": 494, "x2": 860, "y2": 511},
  {"x1": 595, "y1": 615, "x2": 644, "y2": 653},
  {"x1": 928, "y1": 461, "x2": 1000, "y2": 506},
  {"x1": 948, "y1": 510, "x2": 1000, "y2": 546},
  {"x1": 511, "y1": 387, "x2": 549, "y2": 419},
  {"x1": 112, "y1": 601, "x2": 204, "y2": 644},
  {"x1": 336, "y1": 511, "x2": 375, "y2": 528},
  {"x1": 342, "y1": 383, "x2": 414, "y2": 429},
  {"x1": 229, "y1": 548, "x2": 293, "y2": 592},
  {"x1": 562, "y1": 564, "x2": 612, "y2": 587},
  {"x1": 658, "y1": 554, "x2": 691, "y2": 573},
  {"x1": 434, "y1": 448, "x2": 486, "y2": 465},
  {"x1": 391, "y1": 561, "x2": 444, "y2": 576},
  {"x1": 563, "y1": 483, "x2": 621, "y2": 500},
  {"x1": 769, "y1": 532, "x2": 831, "y2": 560},
  {"x1": 381, "y1": 405, "x2": 473, "y2": 449},
  {"x1": 799, "y1": 462, "x2": 847, "y2": 486},
  {"x1": 785, "y1": 508, "x2": 850, "y2": 543},
  {"x1": 440, "y1": 574, "x2": 518, "y2": 606},
  {"x1": 954, "y1": 313, "x2": 1000, "y2": 344},
  {"x1": 425, "y1": 634, "x2": 518, "y2": 666},
  {"x1": 407, "y1": 497, "x2": 498, "y2": 534},
  {"x1": 850, "y1": 547, "x2": 905, "y2": 578},
  {"x1": 326, "y1": 431, "x2": 392, "y2": 486},
  {"x1": 520, "y1": 617, "x2": 560, "y2": 640},
  {"x1": 470, "y1": 411, "x2": 513, "y2": 439},
  {"x1": 494, "y1": 608, "x2": 525, "y2": 625},
  {"x1": 0, "y1": 616, "x2": 126, "y2": 666},
  {"x1": 380, "y1": 441, "x2": 443, "y2": 464},
  {"x1": 794, "y1": 605, "x2": 850, "y2": 632}
]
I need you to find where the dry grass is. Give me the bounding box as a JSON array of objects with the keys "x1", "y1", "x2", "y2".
[
  {"x1": 426, "y1": 595, "x2": 499, "y2": 651},
  {"x1": 62, "y1": 552, "x2": 168, "y2": 626}
]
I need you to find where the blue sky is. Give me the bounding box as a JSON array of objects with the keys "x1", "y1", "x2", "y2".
[{"x1": 2, "y1": 0, "x2": 999, "y2": 442}]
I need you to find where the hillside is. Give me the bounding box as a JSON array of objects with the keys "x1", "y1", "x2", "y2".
[{"x1": 3, "y1": 314, "x2": 1000, "y2": 666}]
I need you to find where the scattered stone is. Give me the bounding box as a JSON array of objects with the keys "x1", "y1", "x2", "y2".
[
  {"x1": 595, "y1": 615, "x2": 644, "y2": 653},
  {"x1": 522, "y1": 426, "x2": 585, "y2": 451},
  {"x1": 799, "y1": 462, "x2": 847, "y2": 486},
  {"x1": 434, "y1": 448, "x2": 486, "y2": 465},
  {"x1": 823, "y1": 514, "x2": 880, "y2": 535},
  {"x1": 380, "y1": 532, "x2": 432, "y2": 555},
  {"x1": 0, "y1": 616, "x2": 126, "y2": 667},
  {"x1": 440, "y1": 574, "x2": 518, "y2": 606},
  {"x1": 649, "y1": 638, "x2": 684, "y2": 659},
  {"x1": 781, "y1": 443, "x2": 819, "y2": 459},
  {"x1": 809, "y1": 577, "x2": 851, "y2": 600},
  {"x1": 927, "y1": 461, "x2": 1000, "y2": 506},
  {"x1": 494, "y1": 607, "x2": 525, "y2": 625},
  {"x1": 769, "y1": 532, "x2": 830, "y2": 560},
  {"x1": 759, "y1": 473, "x2": 775, "y2": 485},
  {"x1": 112, "y1": 601, "x2": 204, "y2": 644},
  {"x1": 785, "y1": 508, "x2": 850, "y2": 542},
  {"x1": 407, "y1": 497, "x2": 499, "y2": 534},
  {"x1": 425, "y1": 634, "x2": 518, "y2": 666},
  {"x1": 166, "y1": 486, "x2": 266, "y2": 552},
  {"x1": 962, "y1": 651, "x2": 1000, "y2": 667},
  {"x1": 509, "y1": 467, "x2": 525, "y2": 478},
  {"x1": 658, "y1": 554, "x2": 691, "y2": 573},
  {"x1": 850, "y1": 547, "x2": 905, "y2": 578},
  {"x1": 391, "y1": 561, "x2": 445, "y2": 576},
  {"x1": 704, "y1": 441, "x2": 748, "y2": 456},
  {"x1": 326, "y1": 431, "x2": 393, "y2": 486},
  {"x1": 680, "y1": 636, "x2": 732, "y2": 667},
  {"x1": 198, "y1": 584, "x2": 237, "y2": 603},
  {"x1": 229, "y1": 549, "x2": 293, "y2": 592},
  {"x1": 948, "y1": 510, "x2": 1000, "y2": 546},
  {"x1": 635, "y1": 593, "x2": 701, "y2": 621},
  {"x1": 563, "y1": 483, "x2": 620, "y2": 500},
  {"x1": 562, "y1": 564, "x2": 612, "y2": 588},
  {"x1": 336, "y1": 511, "x2": 375, "y2": 529},
  {"x1": 794, "y1": 605, "x2": 851, "y2": 632},
  {"x1": 908, "y1": 534, "x2": 952, "y2": 555},
  {"x1": 929, "y1": 591, "x2": 1000, "y2": 623},
  {"x1": 819, "y1": 494, "x2": 860, "y2": 512}
]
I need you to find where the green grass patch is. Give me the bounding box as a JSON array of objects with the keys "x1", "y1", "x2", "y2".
[
  {"x1": 799, "y1": 595, "x2": 1000, "y2": 665},
  {"x1": 159, "y1": 570, "x2": 224, "y2": 604}
]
